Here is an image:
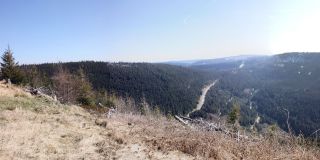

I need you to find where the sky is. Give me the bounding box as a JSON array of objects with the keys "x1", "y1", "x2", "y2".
[{"x1": 1, "y1": 0, "x2": 320, "y2": 64}]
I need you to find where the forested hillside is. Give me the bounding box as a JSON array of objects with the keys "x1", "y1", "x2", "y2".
[
  {"x1": 187, "y1": 53, "x2": 320, "y2": 136},
  {"x1": 21, "y1": 62, "x2": 213, "y2": 115},
  {"x1": 20, "y1": 53, "x2": 320, "y2": 137}
]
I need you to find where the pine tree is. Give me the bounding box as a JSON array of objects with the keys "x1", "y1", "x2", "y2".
[
  {"x1": 75, "y1": 68, "x2": 94, "y2": 106},
  {"x1": 0, "y1": 46, "x2": 23, "y2": 84},
  {"x1": 228, "y1": 103, "x2": 240, "y2": 125}
]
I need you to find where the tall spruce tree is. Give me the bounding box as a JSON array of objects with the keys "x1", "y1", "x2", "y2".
[{"x1": 0, "y1": 47, "x2": 23, "y2": 84}]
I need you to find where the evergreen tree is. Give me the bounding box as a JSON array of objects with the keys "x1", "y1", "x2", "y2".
[
  {"x1": 24, "y1": 65, "x2": 51, "y2": 88},
  {"x1": 228, "y1": 103, "x2": 240, "y2": 125},
  {"x1": 75, "y1": 68, "x2": 94, "y2": 106},
  {"x1": 25, "y1": 65, "x2": 40, "y2": 87},
  {"x1": 0, "y1": 47, "x2": 23, "y2": 84}
]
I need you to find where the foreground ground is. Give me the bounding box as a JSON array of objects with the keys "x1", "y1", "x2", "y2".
[{"x1": 0, "y1": 83, "x2": 319, "y2": 159}]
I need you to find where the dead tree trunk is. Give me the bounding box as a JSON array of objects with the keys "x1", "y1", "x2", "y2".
[{"x1": 283, "y1": 108, "x2": 292, "y2": 134}]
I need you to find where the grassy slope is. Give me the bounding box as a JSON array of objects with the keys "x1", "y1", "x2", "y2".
[
  {"x1": 0, "y1": 83, "x2": 319, "y2": 160},
  {"x1": 0, "y1": 83, "x2": 192, "y2": 160}
]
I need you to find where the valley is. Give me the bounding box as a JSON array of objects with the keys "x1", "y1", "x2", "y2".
[{"x1": 184, "y1": 53, "x2": 320, "y2": 137}]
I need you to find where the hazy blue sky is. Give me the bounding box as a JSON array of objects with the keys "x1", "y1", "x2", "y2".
[{"x1": 1, "y1": 0, "x2": 320, "y2": 64}]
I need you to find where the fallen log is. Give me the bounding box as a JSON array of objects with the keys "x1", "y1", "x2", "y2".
[
  {"x1": 174, "y1": 115, "x2": 188, "y2": 125},
  {"x1": 25, "y1": 87, "x2": 57, "y2": 102},
  {"x1": 174, "y1": 115, "x2": 250, "y2": 141},
  {"x1": 179, "y1": 116, "x2": 193, "y2": 121}
]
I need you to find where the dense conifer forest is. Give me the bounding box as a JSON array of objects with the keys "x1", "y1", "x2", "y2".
[{"x1": 21, "y1": 62, "x2": 214, "y2": 115}]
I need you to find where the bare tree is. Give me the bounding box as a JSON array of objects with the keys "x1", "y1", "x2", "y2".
[
  {"x1": 51, "y1": 66, "x2": 77, "y2": 104},
  {"x1": 282, "y1": 108, "x2": 292, "y2": 134}
]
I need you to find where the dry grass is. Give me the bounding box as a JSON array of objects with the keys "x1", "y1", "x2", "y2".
[
  {"x1": 0, "y1": 84, "x2": 193, "y2": 160},
  {"x1": 109, "y1": 113, "x2": 320, "y2": 160},
  {"x1": 0, "y1": 81, "x2": 32, "y2": 98},
  {"x1": 0, "y1": 102, "x2": 107, "y2": 159},
  {"x1": 0, "y1": 106, "x2": 192, "y2": 159}
]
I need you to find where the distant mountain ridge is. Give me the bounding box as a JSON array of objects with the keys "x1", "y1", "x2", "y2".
[{"x1": 165, "y1": 55, "x2": 269, "y2": 67}]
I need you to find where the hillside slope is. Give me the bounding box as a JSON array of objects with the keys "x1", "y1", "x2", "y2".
[
  {"x1": 21, "y1": 62, "x2": 213, "y2": 115},
  {"x1": 0, "y1": 83, "x2": 193, "y2": 160},
  {"x1": 0, "y1": 83, "x2": 319, "y2": 159}
]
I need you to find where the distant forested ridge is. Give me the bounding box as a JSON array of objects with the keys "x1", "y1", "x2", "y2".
[{"x1": 21, "y1": 62, "x2": 213, "y2": 115}]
